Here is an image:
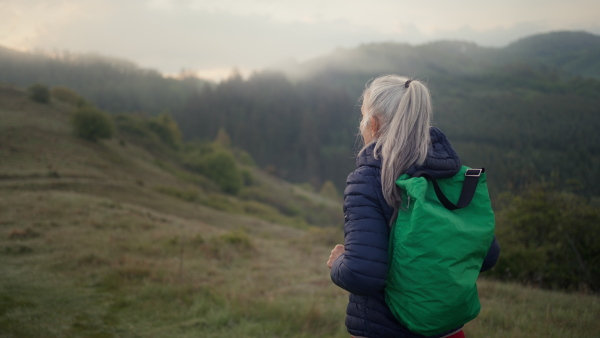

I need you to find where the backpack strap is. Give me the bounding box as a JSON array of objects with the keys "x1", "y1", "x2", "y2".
[{"x1": 412, "y1": 168, "x2": 484, "y2": 211}]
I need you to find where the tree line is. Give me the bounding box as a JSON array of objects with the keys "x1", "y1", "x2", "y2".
[{"x1": 174, "y1": 65, "x2": 600, "y2": 197}]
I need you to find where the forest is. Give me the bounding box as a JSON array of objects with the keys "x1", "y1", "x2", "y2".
[{"x1": 2, "y1": 31, "x2": 599, "y2": 197}]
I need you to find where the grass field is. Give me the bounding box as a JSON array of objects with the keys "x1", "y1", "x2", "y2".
[{"x1": 0, "y1": 83, "x2": 598, "y2": 337}]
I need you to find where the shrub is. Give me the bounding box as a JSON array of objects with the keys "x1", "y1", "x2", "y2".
[
  {"x1": 240, "y1": 169, "x2": 255, "y2": 186},
  {"x1": 491, "y1": 184, "x2": 600, "y2": 292},
  {"x1": 28, "y1": 84, "x2": 50, "y2": 103},
  {"x1": 213, "y1": 128, "x2": 231, "y2": 147},
  {"x1": 319, "y1": 180, "x2": 340, "y2": 200},
  {"x1": 71, "y1": 106, "x2": 115, "y2": 142},
  {"x1": 114, "y1": 113, "x2": 183, "y2": 150},
  {"x1": 185, "y1": 149, "x2": 243, "y2": 194},
  {"x1": 147, "y1": 113, "x2": 182, "y2": 149},
  {"x1": 114, "y1": 114, "x2": 158, "y2": 145},
  {"x1": 233, "y1": 149, "x2": 256, "y2": 166}
]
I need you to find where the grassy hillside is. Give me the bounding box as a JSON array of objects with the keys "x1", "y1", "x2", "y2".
[{"x1": 0, "y1": 84, "x2": 598, "y2": 337}]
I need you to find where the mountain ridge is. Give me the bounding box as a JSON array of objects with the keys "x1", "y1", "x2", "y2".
[{"x1": 281, "y1": 30, "x2": 600, "y2": 82}]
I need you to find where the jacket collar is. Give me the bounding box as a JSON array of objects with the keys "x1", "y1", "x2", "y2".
[{"x1": 356, "y1": 127, "x2": 461, "y2": 179}]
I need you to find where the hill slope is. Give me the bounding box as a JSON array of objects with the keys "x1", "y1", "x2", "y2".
[{"x1": 0, "y1": 83, "x2": 347, "y2": 336}]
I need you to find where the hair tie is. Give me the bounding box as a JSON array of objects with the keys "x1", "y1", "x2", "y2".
[{"x1": 405, "y1": 80, "x2": 412, "y2": 88}]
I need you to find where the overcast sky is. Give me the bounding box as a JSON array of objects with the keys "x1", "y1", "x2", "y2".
[{"x1": 1, "y1": 0, "x2": 599, "y2": 81}]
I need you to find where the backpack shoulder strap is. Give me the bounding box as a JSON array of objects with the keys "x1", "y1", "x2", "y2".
[{"x1": 412, "y1": 168, "x2": 484, "y2": 211}]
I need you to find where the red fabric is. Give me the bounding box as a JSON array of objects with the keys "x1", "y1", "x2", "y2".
[
  {"x1": 352, "y1": 330, "x2": 465, "y2": 338},
  {"x1": 446, "y1": 330, "x2": 466, "y2": 338}
]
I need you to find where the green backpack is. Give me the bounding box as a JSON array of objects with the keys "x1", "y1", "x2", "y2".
[{"x1": 385, "y1": 166, "x2": 495, "y2": 336}]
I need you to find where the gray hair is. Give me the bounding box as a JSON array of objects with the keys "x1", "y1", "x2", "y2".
[{"x1": 359, "y1": 75, "x2": 432, "y2": 215}]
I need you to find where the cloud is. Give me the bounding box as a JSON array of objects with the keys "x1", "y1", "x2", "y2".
[
  {"x1": 1, "y1": 0, "x2": 599, "y2": 81},
  {"x1": 0, "y1": 0, "x2": 91, "y2": 49},
  {"x1": 23, "y1": 3, "x2": 391, "y2": 72}
]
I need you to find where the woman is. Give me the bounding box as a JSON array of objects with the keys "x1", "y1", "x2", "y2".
[{"x1": 327, "y1": 75, "x2": 500, "y2": 338}]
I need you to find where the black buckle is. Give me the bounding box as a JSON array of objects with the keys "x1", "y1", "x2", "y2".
[{"x1": 465, "y1": 168, "x2": 483, "y2": 177}]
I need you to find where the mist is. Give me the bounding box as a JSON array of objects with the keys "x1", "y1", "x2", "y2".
[{"x1": 2, "y1": 0, "x2": 599, "y2": 80}]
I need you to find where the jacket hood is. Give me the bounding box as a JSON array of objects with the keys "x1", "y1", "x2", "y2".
[{"x1": 356, "y1": 127, "x2": 461, "y2": 179}]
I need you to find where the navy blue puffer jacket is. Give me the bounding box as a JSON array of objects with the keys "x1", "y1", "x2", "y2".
[{"x1": 330, "y1": 127, "x2": 500, "y2": 338}]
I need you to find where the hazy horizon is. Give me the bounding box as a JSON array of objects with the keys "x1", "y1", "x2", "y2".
[{"x1": 2, "y1": 0, "x2": 599, "y2": 81}]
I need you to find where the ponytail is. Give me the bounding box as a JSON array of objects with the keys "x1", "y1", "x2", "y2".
[{"x1": 360, "y1": 75, "x2": 432, "y2": 219}]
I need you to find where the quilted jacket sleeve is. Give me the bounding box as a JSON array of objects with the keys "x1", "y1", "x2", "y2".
[
  {"x1": 480, "y1": 235, "x2": 500, "y2": 272},
  {"x1": 330, "y1": 168, "x2": 390, "y2": 296}
]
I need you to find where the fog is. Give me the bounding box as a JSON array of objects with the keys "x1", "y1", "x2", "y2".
[{"x1": 1, "y1": 0, "x2": 599, "y2": 80}]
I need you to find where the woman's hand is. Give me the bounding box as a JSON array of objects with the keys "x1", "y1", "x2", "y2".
[{"x1": 327, "y1": 244, "x2": 345, "y2": 269}]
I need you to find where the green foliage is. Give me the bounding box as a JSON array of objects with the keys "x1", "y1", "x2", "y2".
[
  {"x1": 28, "y1": 84, "x2": 50, "y2": 103},
  {"x1": 114, "y1": 113, "x2": 168, "y2": 151},
  {"x1": 114, "y1": 113, "x2": 183, "y2": 151},
  {"x1": 240, "y1": 169, "x2": 255, "y2": 186},
  {"x1": 50, "y1": 86, "x2": 82, "y2": 105},
  {"x1": 175, "y1": 72, "x2": 357, "y2": 192},
  {"x1": 114, "y1": 113, "x2": 154, "y2": 140},
  {"x1": 492, "y1": 184, "x2": 600, "y2": 291},
  {"x1": 214, "y1": 128, "x2": 231, "y2": 147},
  {"x1": 202, "y1": 150, "x2": 243, "y2": 194},
  {"x1": 319, "y1": 180, "x2": 340, "y2": 200},
  {"x1": 147, "y1": 113, "x2": 182, "y2": 149},
  {"x1": 184, "y1": 147, "x2": 243, "y2": 194},
  {"x1": 70, "y1": 105, "x2": 115, "y2": 142},
  {"x1": 233, "y1": 149, "x2": 257, "y2": 166}
]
